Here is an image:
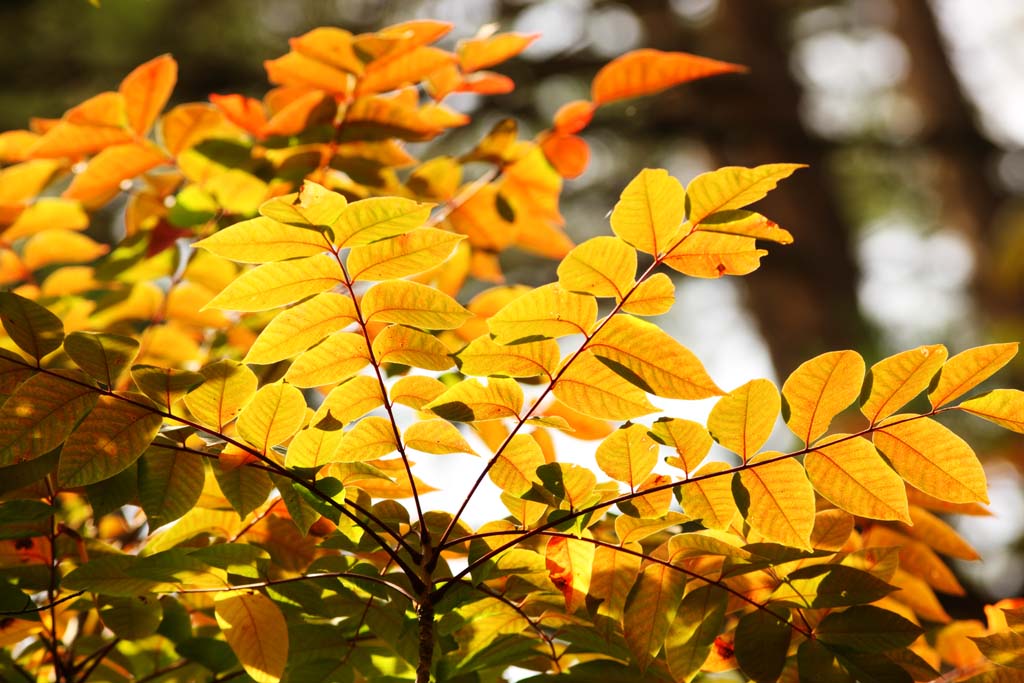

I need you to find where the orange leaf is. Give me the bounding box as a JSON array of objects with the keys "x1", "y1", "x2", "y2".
[
  {"x1": 740, "y1": 453, "x2": 816, "y2": 549},
  {"x1": 66, "y1": 91, "x2": 130, "y2": 128},
  {"x1": 0, "y1": 130, "x2": 41, "y2": 163},
  {"x1": 28, "y1": 122, "x2": 133, "y2": 159},
  {"x1": 262, "y1": 90, "x2": 333, "y2": 138},
  {"x1": 290, "y1": 27, "x2": 364, "y2": 75},
  {"x1": 553, "y1": 99, "x2": 596, "y2": 134},
  {"x1": 928, "y1": 342, "x2": 1019, "y2": 408},
  {"x1": 782, "y1": 350, "x2": 865, "y2": 446},
  {"x1": 545, "y1": 535, "x2": 594, "y2": 614},
  {"x1": 663, "y1": 232, "x2": 766, "y2": 278},
  {"x1": 356, "y1": 46, "x2": 456, "y2": 96},
  {"x1": 861, "y1": 344, "x2": 947, "y2": 424},
  {"x1": 457, "y1": 71, "x2": 515, "y2": 95},
  {"x1": 458, "y1": 32, "x2": 538, "y2": 73},
  {"x1": 539, "y1": 132, "x2": 589, "y2": 179},
  {"x1": 63, "y1": 143, "x2": 167, "y2": 203},
  {"x1": 707, "y1": 379, "x2": 779, "y2": 461},
  {"x1": 591, "y1": 48, "x2": 746, "y2": 106},
  {"x1": 210, "y1": 93, "x2": 268, "y2": 138},
  {"x1": 264, "y1": 51, "x2": 352, "y2": 95},
  {"x1": 804, "y1": 434, "x2": 910, "y2": 522},
  {"x1": 119, "y1": 54, "x2": 177, "y2": 136}
]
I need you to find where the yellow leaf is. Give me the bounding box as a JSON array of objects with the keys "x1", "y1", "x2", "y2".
[
  {"x1": 589, "y1": 314, "x2": 722, "y2": 400},
  {"x1": 404, "y1": 419, "x2": 476, "y2": 455},
  {"x1": 390, "y1": 375, "x2": 446, "y2": 410},
  {"x1": 929, "y1": 343, "x2": 1018, "y2": 408},
  {"x1": 372, "y1": 324, "x2": 453, "y2": 371},
  {"x1": 64, "y1": 331, "x2": 139, "y2": 387},
  {"x1": 874, "y1": 415, "x2": 988, "y2": 504},
  {"x1": 623, "y1": 553, "x2": 687, "y2": 670},
  {"x1": 214, "y1": 590, "x2": 288, "y2": 683},
  {"x1": 22, "y1": 230, "x2": 109, "y2": 270},
  {"x1": 557, "y1": 235, "x2": 637, "y2": 297},
  {"x1": 782, "y1": 350, "x2": 865, "y2": 446},
  {"x1": 695, "y1": 209, "x2": 793, "y2": 244},
  {"x1": 861, "y1": 345, "x2": 948, "y2": 424},
  {"x1": 682, "y1": 461, "x2": 737, "y2": 530},
  {"x1": 545, "y1": 535, "x2": 594, "y2": 614},
  {"x1": 489, "y1": 433, "x2": 544, "y2": 495},
  {"x1": 958, "y1": 389, "x2": 1024, "y2": 433},
  {"x1": 204, "y1": 254, "x2": 345, "y2": 312},
  {"x1": 707, "y1": 379, "x2": 779, "y2": 461},
  {"x1": 686, "y1": 163, "x2": 805, "y2": 225},
  {"x1": 740, "y1": 453, "x2": 815, "y2": 548},
  {"x1": 258, "y1": 180, "x2": 348, "y2": 230},
  {"x1": 332, "y1": 416, "x2": 398, "y2": 463},
  {"x1": 488, "y1": 282, "x2": 597, "y2": 344},
  {"x1": 183, "y1": 360, "x2": 257, "y2": 430},
  {"x1": 4, "y1": 198, "x2": 88, "y2": 241},
  {"x1": 591, "y1": 544, "x2": 642, "y2": 631},
  {"x1": 245, "y1": 292, "x2": 357, "y2": 365},
  {"x1": 651, "y1": 417, "x2": 713, "y2": 475},
  {"x1": 290, "y1": 27, "x2": 364, "y2": 75},
  {"x1": 236, "y1": 383, "x2": 307, "y2": 454},
  {"x1": 130, "y1": 365, "x2": 205, "y2": 409},
  {"x1": 610, "y1": 168, "x2": 686, "y2": 256},
  {"x1": 333, "y1": 196, "x2": 433, "y2": 247},
  {"x1": 629, "y1": 473, "x2": 674, "y2": 518},
  {"x1": 193, "y1": 216, "x2": 331, "y2": 263},
  {"x1": 286, "y1": 424, "x2": 343, "y2": 469},
  {"x1": 595, "y1": 423, "x2": 658, "y2": 489},
  {"x1": 425, "y1": 377, "x2": 523, "y2": 422},
  {"x1": 906, "y1": 506, "x2": 980, "y2": 561},
  {"x1": 663, "y1": 232, "x2": 766, "y2": 278},
  {"x1": 57, "y1": 392, "x2": 163, "y2": 487},
  {"x1": 284, "y1": 332, "x2": 369, "y2": 388},
  {"x1": 361, "y1": 279, "x2": 471, "y2": 330},
  {"x1": 621, "y1": 273, "x2": 675, "y2": 316},
  {"x1": 458, "y1": 32, "x2": 538, "y2": 72},
  {"x1": 347, "y1": 228, "x2": 464, "y2": 281},
  {"x1": 457, "y1": 335, "x2": 559, "y2": 379},
  {"x1": 805, "y1": 434, "x2": 910, "y2": 522},
  {"x1": 553, "y1": 349, "x2": 657, "y2": 420},
  {"x1": 314, "y1": 376, "x2": 384, "y2": 426}
]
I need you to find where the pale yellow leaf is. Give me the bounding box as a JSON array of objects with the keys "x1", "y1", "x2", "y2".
[
  {"x1": 682, "y1": 461, "x2": 737, "y2": 530},
  {"x1": 552, "y1": 349, "x2": 658, "y2": 420},
  {"x1": 782, "y1": 350, "x2": 865, "y2": 446},
  {"x1": 284, "y1": 332, "x2": 369, "y2": 388},
  {"x1": 22, "y1": 230, "x2": 109, "y2": 270},
  {"x1": 694, "y1": 209, "x2": 793, "y2": 244},
  {"x1": 958, "y1": 389, "x2": 1024, "y2": 433},
  {"x1": 588, "y1": 314, "x2": 722, "y2": 400},
  {"x1": 204, "y1": 254, "x2": 345, "y2": 312},
  {"x1": 610, "y1": 168, "x2": 686, "y2": 256},
  {"x1": 707, "y1": 379, "x2": 779, "y2": 461},
  {"x1": 236, "y1": 383, "x2": 307, "y2": 454},
  {"x1": 258, "y1": 180, "x2": 348, "y2": 230},
  {"x1": 332, "y1": 416, "x2": 398, "y2": 463},
  {"x1": 193, "y1": 215, "x2": 331, "y2": 263},
  {"x1": 804, "y1": 434, "x2": 910, "y2": 522},
  {"x1": 651, "y1": 417, "x2": 713, "y2": 475},
  {"x1": 861, "y1": 345, "x2": 947, "y2": 424},
  {"x1": 245, "y1": 292, "x2": 357, "y2": 364},
  {"x1": 621, "y1": 272, "x2": 675, "y2": 316},
  {"x1": 457, "y1": 335, "x2": 559, "y2": 378},
  {"x1": 361, "y1": 279, "x2": 471, "y2": 330},
  {"x1": 4, "y1": 198, "x2": 88, "y2": 241},
  {"x1": 556, "y1": 235, "x2": 636, "y2": 298},
  {"x1": 183, "y1": 360, "x2": 257, "y2": 430},
  {"x1": 740, "y1": 453, "x2": 815, "y2": 549},
  {"x1": 404, "y1": 419, "x2": 476, "y2": 455},
  {"x1": 874, "y1": 415, "x2": 988, "y2": 504},
  {"x1": 488, "y1": 282, "x2": 597, "y2": 344},
  {"x1": 372, "y1": 324, "x2": 454, "y2": 371},
  {"x1": 214, "y1": 590, "x2": 288, "y2": 683},
  {"x1": 929, "y1": 343, "x2": 1018, "y2": 408},
  {"x1": 595, "y1": 423, "x2": 658, "y2": 489},
  {"x1": 346, "y1": 227, "x2": 463, "y2": 281},
  {"x1": 425, "y1": 377, "x2": 523, "y2": 422},
  {"x1": 686, "y1": 163, "x2": 805, "y2": 225},
  {"x1": 489, "y1": 433, "x2": 544, "y2": 495},
  {"x1": 333, "y1": 196, "x2": 433, "y2": 247},
  {"x1": 286, "y1": 424, "x2": 344, "y2": 468},
  {"x1": 390, "y1": 375, "x2": 446, "y2": 409}
]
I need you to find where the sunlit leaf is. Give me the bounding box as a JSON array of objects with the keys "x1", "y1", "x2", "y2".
[
  {"x1": 874, "y1": 415, "x2": 988, "y2": 504},
  {"x1": 0, "y1": 291, "x2": 64, "y2": 360},
  {"x1": 458, "y1": 32, "x2": 538, "y2": 72},
  {"x1": 782, "y1": 350, "x2": 865, "y2": 446},
  {"x1": 404, "y1": 419, "x2": 475, "y2": 455},
  {"x1": 610, "y1": 168, "x2": 686, "y2": 256},
  {"x1": 215, "y1": 590, "x2": 289, "y2": 683},
  {"x1": 539, "y1": 132, "x2": 590, "y2": 179},
  {"x1": 589, "y1": 314, "x2": 722, "y2": 400},
  {"x1": 591, "y1": 48, "x2": 745, "y2": 106},
  {"x1": 861, "y1": 345, "x2": 947, "y2": 424},
  {"x1": 805, "y1": 434, "x2": 910, "y2": 522},
  {"x1": 695, "y1": 209, "x2": 793, "y2": 244},
  {"x1": 740, "y1": 453, "x2": 815, "y2": 549},
  {"x1": 0, "y1": 369, "x2": 98, "y2": 466},
  {"x1": 3, "y1": 198, "x2": 89, "y2": 241},
  {"x1": 929, "y1": 343, "x2": 1018, "y2": 408},
  {"x1": 236, "y1": 383, "x2": 306, "y2": 454},
  {"x1": 553, "y1": 349, "x2": 657, "y2": 421},
  {"x1": 332, "y1": 416, "x2": 398, "y2": 463},
  {"x1": 347, "y1": 228, "x2": 463, "y2": 281},
  {"x1": 487, "y1": 283, "x2": 596, "y2": 344},
  {"x1": 390, "y1": 375, "x2": 446, "y2": 410},
  {"x1": 686, "y1": 163, "x2": 805, "y2": 225},
  {"x1": 64, "y1": 331, "x2": 139, "y2": 387},
  {"x1": 183, "y1": 360, "x2": 258, "y2": 430},
  {"x1": 707, "y1": 379, "x2": 779, "y2": 461},
  {"x1": 64, "y1": 142, "x2": 168, "y2": 203},
  {"x1": 264, "y1": 51, "x2": 351, "y2": 94},
  {"x1": 623, "y1": 555, "x2": 687, "y2": 670},
  {"x1": 457, "y1": 336, "x2": 559, "y2": 379},
  {"x1": 245, "y1": 292, "x2": 357, "y2": 365},
  {"x1": 651, "y1": 417, "x2": 713, "y2": 475},
  {"x1": 119, "y1": 54, "x2": 177, "y2": 135},
  {"x1": 595, "y1": 423, "x2": 658, "y2": 490},
  {"x1": 621, "y1": 273, "x2": 675, "y2": 316},
  {"x1": 681, "y1": 461, "x2": 738, "y2": 530},
  {"x1": 357, "y1": 46, "x2": 456, "y2": 96},
  {"x1": 959, "y1": 389, "x2": 1024, "y2": 434},
  {"x1": 58, "y1": 393, "x2": 163, "y2": 487},
  {"x1": 22, "y1": 230, "x2": 109, "y2": 270},
  {"x1": 204, "y1": 254, "x2": 345, "y2": 312},
  {"x1": 545, "y1": 535, "x2": 594, "y2": 614},
  {"x1": 557, "y1": 236, "x2": 636, "y2": 298},
  {"x1": 258, "y1": 181, "x2": 348, "y2": 231},
  {"x1": 663, "y1": 232, "x2": 767, "y2": 278},
  {"x1": 489, "y1": 433, "x2": 544, "y2": 496},
  {"x1": 425, "y1": 377, "x2": 523, "y2": 423},
  {"x1": 159, "y1": 102, "x2": 235, "y2": 156},
  {"x1": 333, "y1": 196, "x2": 433, "y2": 247},
  {"x1": 130, "y1": 364, "x2": 205, "y2": 410},
  {"x1": 362, "y1": 279, "x2": 471, "y2": 330},
  {"x1": 290, "y1": 27, "x2": 364, "y2": 76},
  {"x1": 372, "y1": 324, "x2": 454, "y2": 371},
  {"x1": 193, "y1": 216, "x2": 331, "y2": 263},
  {"x1": 284, "y1": 332, "x2": 369, "y2": 388}
]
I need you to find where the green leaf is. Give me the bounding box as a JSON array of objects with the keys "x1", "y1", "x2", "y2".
[
  {"x1": 138, "y1": 444, "x2": 206, "y2": 528},
  {"x1": 0, "y1": 369, "x2": 98, "y2": 467},
  {"x1": 797, "y1": 639, "x2": 855, "y2": 683},
  {"x1": 130, "y1": 364, "x2": 205, "y2": 409},
  {"x1": 64, "y1": 331, "x2": 140, "y2": 387},
  {"x1": 664, "y1": 585, "x2": 727, "y2": 683},
  {"x1": 972, "y1": 631, "x2": 1024, "y2": 669},
  {"x1": 769, "y1": 564, "x2": 896, "y2": 608},
  {"x1": 815, "y1": 605, "x2": 922, "y2": 652},
  {"x1": 734, "y1": 607, "x2": 792, "y2": 682},
  {"x1": 57, "y1": 393, "x2": 163, "y2": 487},
  {"x1": 98, "y1": 594, "x2": 163, "y2": 638},
  {"x1": 213, "y1": 464, "x2": 273, "y2": 518},
  {"x1": 0, "y1": 291, "x2": 64, "y2": 360}
]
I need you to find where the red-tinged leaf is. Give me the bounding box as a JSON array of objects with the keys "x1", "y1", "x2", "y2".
[
  {"x1": 553, "y1": 99, "x2": 596, "y2": 134},
  {"x1": 210, "y1": 93, "x2": 268, "y2": 137},
  {"x1": 545, "y1": 535, "x2": 594, "y2": 614},
  {"x1": 540, "y1": 132, "x2": 589, "y2": 179},
  {"x1": 591, "y1": 48, "x2": 746, "y2": 106},
  {"x1": 63, "y1": 142, "x2": 167, "y2": 203},
  {"x1": 119, "y1": 54, "x2": 177, "y2": 136},
  {"x1": 458, "y1": 32, "x2": 538, "y2": 73},
  {"x1": 958, "y1": 389, "x2": 1024, "y2": 433},
  {"x1": 356, "y1": 46, "x2": 456, "y2": 96}
]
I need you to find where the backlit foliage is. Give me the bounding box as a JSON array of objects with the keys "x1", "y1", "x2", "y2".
[{"x1": 1, "y1": 19, "x2": 1023, "y2": 683}]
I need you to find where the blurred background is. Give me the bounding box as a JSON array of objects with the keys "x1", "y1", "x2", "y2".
[{"x1": 2, "y1": 0, "x2": 1022, "y2": 615}]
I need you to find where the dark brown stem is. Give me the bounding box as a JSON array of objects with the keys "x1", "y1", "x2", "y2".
[{"x1": 415, "y1": 596, "x2": 435, "y2": 683}]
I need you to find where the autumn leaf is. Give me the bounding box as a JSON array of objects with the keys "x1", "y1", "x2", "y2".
[
  {"x1": 707, "y1": 379, "x2": 779, "y2": 461},
  {"x1": 610, "y1": 168, "x2": 686, "y2": 256},
  {"x1": 591, "y1": 48, "x2": 746, "y2": 105},
  {"x1": 215, "y1": 590, "x2": 289, "y2": 683},
  {"x1": 861, "y1": 345, "x2": 947, "y2": 424},
  {"x1": 782, "y1": 350, "x2": 865, "y2": 446},
  {"x1": 740, "y1": 453, "x2": 815, "y2": 549}
]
